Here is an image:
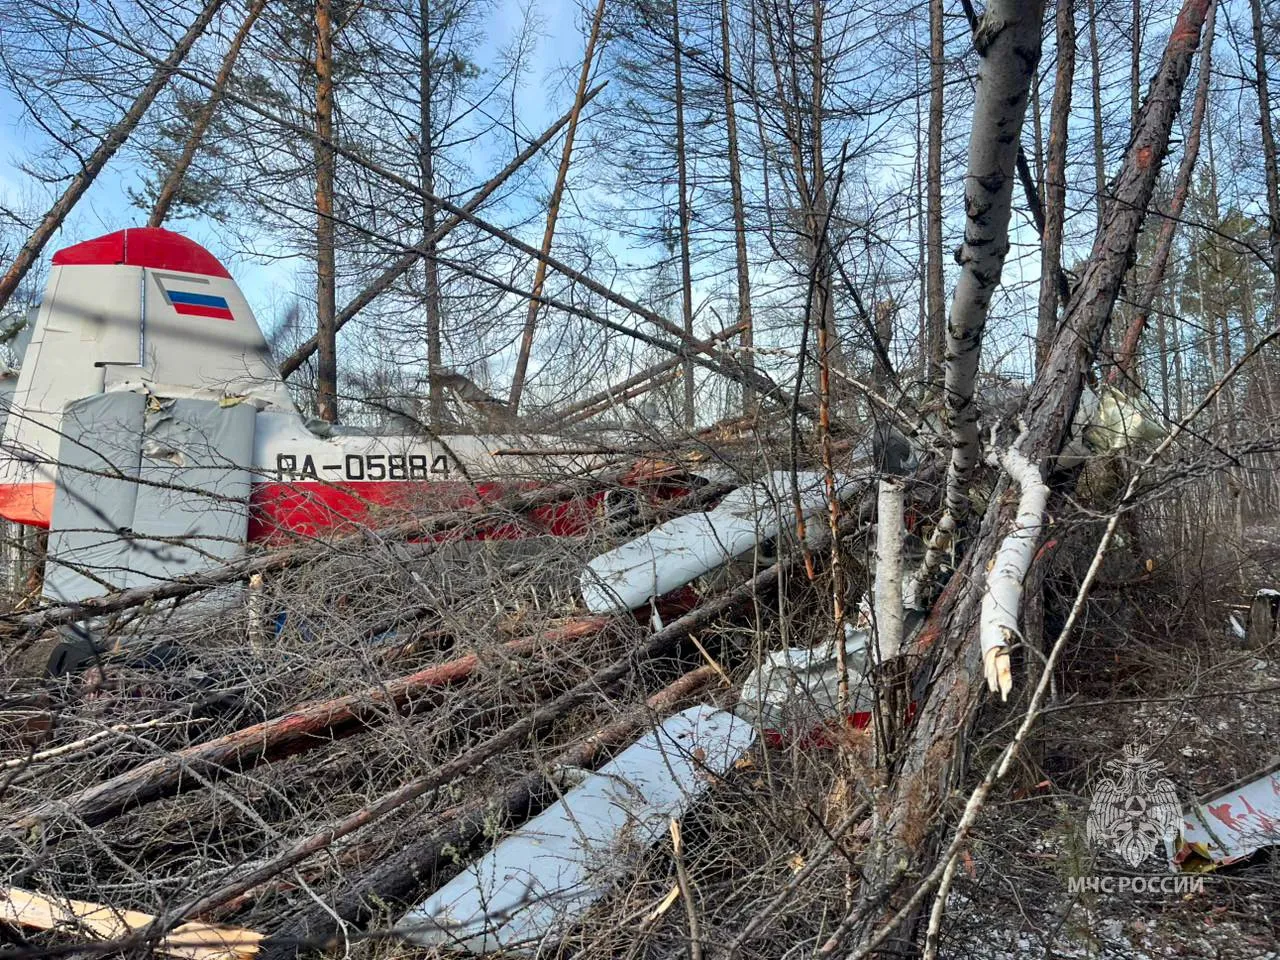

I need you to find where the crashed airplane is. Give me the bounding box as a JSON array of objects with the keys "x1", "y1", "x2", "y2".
[{"x1": 0, "y1": 228, "x2": 618, "y2": 639}]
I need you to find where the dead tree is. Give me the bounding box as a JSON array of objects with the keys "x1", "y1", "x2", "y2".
[
  {"x1": 673, "y1": 0, "x2": 697, "y2": 428},
  {"x1": 1248, "y1": 0, "x2": 1280, "y2": 340},
  {"x1": 313, "y1": 0, "x2": 339, "y2": 422},
  {"x1": 0, "y1": 0, "x2": 228, "y2": 313},
  {"x1": 274, "y1": 88, "x2": 603, "y2": 381},
  {"x1": 1036, "y1": 0, "x2": 1075, "y2": 370},
  {"x1": 419, "y1": 0, "x2": 446, "y2": 426},
  {"x1": 507, "y1": 0, "x2": 606, "y2": 415},
  {"x1": 719, "y1": 0, "x2": 754, "y2": 414},
  {"x1": 834, "y1": 3, "x2": 1214, "y2": 955},
  {"x1": 924, "y1": 0, "x2": 946, "y2": 387}
]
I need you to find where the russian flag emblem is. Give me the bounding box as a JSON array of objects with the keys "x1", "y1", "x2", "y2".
[{"x1": 161, "y1": 283, "x2": 234, "y2": 321}]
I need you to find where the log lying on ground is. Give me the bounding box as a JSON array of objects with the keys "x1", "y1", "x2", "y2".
[
  {"x1": 158, "y1": 514, "x2": 846, "y2": 929},
  {"x1": 0, "y1": 885, "x2": 262, "y2": 960},
  {"x1": 5, "y1": 617, "x2": 611, "y2": 836},
  {"x1": 258, "y1": 666, "x2": 720, "y2": 955}
]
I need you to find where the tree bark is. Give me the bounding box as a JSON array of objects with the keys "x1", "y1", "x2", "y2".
[
  {"x1": 1087, "y1": 0, "x2": 1107, "y2": 213},
  {"x1": 0, "y1": 0, "x2": 228, "y2": 313},
  {"x1": 674, "y1": 0, "x2": 696, "y2": 429},
  {"x1": 720, "y1": 0, "x2": 754, "y2": 415},
  {"x1": 313, "y1": 0, "x2": 339, "y2": 423},
  {"x1": 1036, "y1": 0, "x2": 1076, "y2": 372},
  {"x1": 419, "y1": 0, "x2": 446, "y2": 427},
  {"x1": 839, "y1": 5, "x2": 1212, "y2": 955},
  {"x1": 149, "y1": 0, "x2": 266, "y2": 227},
  {"x1": 934, "y1": 0, "x2": 1046, "y2": 541},
  {"x1": 1113, "y1": 0, "x2": 1215, "y2": 381},
  {"x1": 507, "y1": 0, "x2": 606, "y2": 415},
  {"x1": 925, "y1": 0, "x2": 946, "y2": 388}
]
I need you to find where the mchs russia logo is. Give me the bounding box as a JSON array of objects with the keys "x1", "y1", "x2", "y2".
[{"x1": 1086, "y1": 741, "x2": 1181, "y2": 867}]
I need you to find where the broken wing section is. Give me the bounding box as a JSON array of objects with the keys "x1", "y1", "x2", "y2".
[
  {"x1": 580, "y1": 470, "x2": 867, "y2": 614},
  {"x1": 395, "y1": 705, "x2": 756, "y2": 954}
]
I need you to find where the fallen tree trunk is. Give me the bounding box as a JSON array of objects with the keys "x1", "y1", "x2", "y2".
[
  {"x1": 147, "y1": 0, "x2": 267, "y2": 227},
  {"x1": 833, "y1": 2, "x2": 1214, "y2": 954},
  {"x1": 5, "y1": 617, "x2": 611, "y2": 836},
  {"x1": 258, "y1": 666, "x2": 719, "y2": 955},
  {"x1": 157, "y1": 501, "x2": 867, "y2": 930},
  {"x1": 550, "y1": 321, "x2": 746, "y2": 425},
  {"x1": 0, "y1": 885, "x2": 262, "y2": 960}
]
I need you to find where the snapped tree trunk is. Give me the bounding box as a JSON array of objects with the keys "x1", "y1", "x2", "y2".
[
  {"x1": 0, "y1": 0, "x2": 227, "y2": 313},
  {"x1": 934, "y1": 0, "x2": 1045, "y2": 543},
  {"x1": 313, "y1": 0, "x2": 339, "y2": 423},
  {"x1": 836, "y1": 4, "x2": 1213, "y2": 955}
]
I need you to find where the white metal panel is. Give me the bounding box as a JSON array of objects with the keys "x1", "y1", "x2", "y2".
[{"x1": 396, "y1": 705, "x2": 756, "y2": 954}]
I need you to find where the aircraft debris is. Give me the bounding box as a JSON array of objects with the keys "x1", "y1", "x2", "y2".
[
  {"x1": 1173, "y1": 761, "x2": 1280, "y2": 870},
  {"x1": 394, "y1": 705, "x2": 756, "y2": 954},
  {"x1": 580, "y1": 470, "x2": 866, "y2": 614}
]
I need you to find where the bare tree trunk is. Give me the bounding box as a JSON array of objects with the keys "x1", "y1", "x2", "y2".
[
  {"x1": 1114, "y1": 0, "x2": 1214, "y2": 380},
  {"x1": 419, "y1": 0, "x2": 446, "y2": 427},
  {"x1": 925, "y1": 0, "x2": 946, "y2": 388},
  {"x1": 928, "y1": 0, "x2": 1046, "y2": 560},
  {"x1": 1031, "y1": 76, "x2": 1045, "y2": 197},
  {"x1": 507, "y1": 0, "x2": 606, "y2": 415},
  {"x1": 720, "y1": 0, "x2": 754, "y2": 415},
  {"x1": 837, "y1": 6, "x2": 1212, "y2": 955},
  {"x1": 0, "y1": 0, "x2": 227, "y2": 312},
  {"x1": 274, "y1": 91, "x2": 600, "y2": 380},
  {"x1": 313, "y1": 0, "x2": 339, "y2": 423},
  {"x1": 1131, "y1": 0, "x2": 1142, "y2": 127},
  {"x1": 808, "y1": 0, "x2": 843, "y2": 390},
  {"x1": 674, "y1": 0, "x2": 696, "y2": 429},
  {"x1": 1087, "y1": 0, "x2": 1107, "y2": 212},
  {"x1": 149, "y1": 0, "x2": 266, "y2": 227},
  {"x1": 1036, "y1": 0, "x2": 1076, "y2": 371},
  {"x1": 1248, "y1": 0, "x2": 1280, "y2": 340}
]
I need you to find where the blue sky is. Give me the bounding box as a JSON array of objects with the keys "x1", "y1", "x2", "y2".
[{"x1": 0, "y1": 0, "x2": 588, "y2": 323}]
